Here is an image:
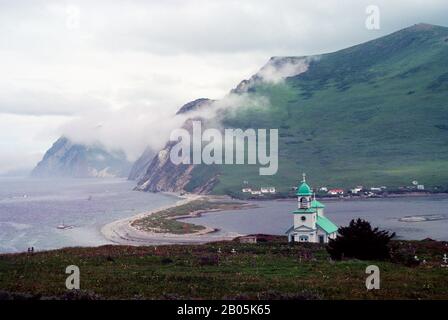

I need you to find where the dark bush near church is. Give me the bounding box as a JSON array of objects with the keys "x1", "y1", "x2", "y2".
[{"x1": 327, "y1": 218, "x2": 395, "y2": 260}]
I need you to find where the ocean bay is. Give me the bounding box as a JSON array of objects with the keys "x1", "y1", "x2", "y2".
[
  {"x1": 1, "y1": 177, "x2": 448, "y2": 254},
  {"x1": 185, "y1": 196, "x2": 448, "y2": 241},
  {"x1": 0, "y1": 178, "x2": 177, "y2": 253}
]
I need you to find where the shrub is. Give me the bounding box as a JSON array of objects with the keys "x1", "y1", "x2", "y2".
[
  {"x1": 327, "y1": 218, "x2": 395, "y2": 260},
  {"x1": 389, "y1": 242, "x2": 420, "y2": 267},
  {"x1": 161, "y1": 257, "x2": 173, "y2": 265},
  {"x1": 198, "y1": 255, "x2": 219, "y2": 266}
]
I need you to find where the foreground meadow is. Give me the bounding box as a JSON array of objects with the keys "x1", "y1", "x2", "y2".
[{"x1": 0, "y1": 237, "x2": 447, "y2": 299}]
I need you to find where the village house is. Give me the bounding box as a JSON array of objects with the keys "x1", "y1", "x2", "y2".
[
  {"x1": 261, "y1": 187, "x2": 276, "y2": 193},
  {"x1": 241, "y1": 188, "x2": 252, "y2": 193},
  {"x1": 350, "y1": 188, "x2": 361, "y2": 194},
  {"x1": 285, "y1": 174, "x2": 338, "y2": 244},
  {"x1": 350, "y1": 186, "x2": 363, "y2": 194},
  {"x1": 327, "y1": 188, "x2": 344, "y2": 196},
  {"x1": 239, "y1": 235, "x2": 258, "y2": 244}
]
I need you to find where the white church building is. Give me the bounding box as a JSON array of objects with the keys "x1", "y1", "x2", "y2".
[{"x1": 286, "y1": 174, "x2": 338, "y2": 244}]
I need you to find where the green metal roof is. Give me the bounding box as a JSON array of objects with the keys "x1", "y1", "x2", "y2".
[
  {"x1": 293, "y1": 208, "x2": 317, "y2": 214},
  {"x1": 296, "y1": 182, "x2": 312, "y2": 196},
  {"x1": 316, "y1": 216, "x2": 338, "y2": 234},
  {"x1": 311, "y1": 199, "x2": 325, "y2": 208}
]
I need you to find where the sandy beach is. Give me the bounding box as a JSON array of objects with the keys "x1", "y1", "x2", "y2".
[{"x1": 100, "y1": 193, "x2": 243, "y2": 246}]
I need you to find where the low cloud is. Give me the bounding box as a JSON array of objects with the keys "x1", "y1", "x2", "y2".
[
  {"x1": 256, "y1": 57, "x2": 314, "y2": 84},
  {"x1": 59, "y1": 105, "x2": 187, "y2": 161},
  {"x1": 1, "y1": 0, "x2": 448, "y2": 173}
]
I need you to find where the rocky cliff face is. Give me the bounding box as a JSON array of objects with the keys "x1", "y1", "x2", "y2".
[
  {"x1": 134, "y1": 99, "x2": 219, "y2": 193},
  {"x1": 128, "y1": 147, "x2": 155, "y2": 181},
  {"x1": 134, "y1": 57, "x2": 308, "y2": 194},
  {"x1": 134, "y1": 138, "x2": 219, "y2": 194},
  {"x1": 134, "y1": 140, "x2": 195, "y2": 192},
  {"x1": 31, "y1": 137, "x2": 131, "y2": 178},
  {"x1": 128, "y1": 99, "x2": 214, "y2": 182}
]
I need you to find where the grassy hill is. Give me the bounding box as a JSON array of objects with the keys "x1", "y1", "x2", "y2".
[
  {"x1": 0, "y1": 239, "x2": 447, "y2": 299},
  {"x1": 190, "y1": 23, "x2": 448, "y2": 195}
]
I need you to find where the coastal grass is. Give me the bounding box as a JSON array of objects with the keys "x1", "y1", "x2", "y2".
[
  {"x1": 0, "y1": 238, "x2": 447, "y2": 299},
  {"x1": 130, "y1": 199, "x2": 244, "y2": 234}
]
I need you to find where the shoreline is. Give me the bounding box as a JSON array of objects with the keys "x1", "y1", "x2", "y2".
[
  {"x1": 101, "y1": 193, "x2": 245, "y2": 246},
  {"x1": 273, "y1": 192, "x2": 448, "y2": 202},
  {"x1": 101, "y1": 191, "x2": 448, "y2": 246}
]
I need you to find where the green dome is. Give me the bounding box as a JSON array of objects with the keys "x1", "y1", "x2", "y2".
[
  {"x1": 296, "y1": 182, "x2": 312, "y2": 196},
  {"x1": 311, "y1": 199, "x2": 325, "y2": 208}
]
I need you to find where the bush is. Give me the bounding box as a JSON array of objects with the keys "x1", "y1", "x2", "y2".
[
  {"x1": 389, "y1": 242, "x2": 420, "y2": 267},
  {"x1": 198, "y1": 255, "x2": 219, "y2": 266},
  {"x1": 161, "y1": 257, "x2": 173, "y2": 265},
  {"x1": 327, "y1": 218, "x2": 395, "y2": 260}
]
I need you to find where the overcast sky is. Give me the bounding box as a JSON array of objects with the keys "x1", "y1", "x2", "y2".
[{"x1": 0, "y1": 0, "x2": 447, "y2": 174}]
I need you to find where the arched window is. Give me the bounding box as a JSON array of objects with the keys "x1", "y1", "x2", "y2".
[{"x1": 299, "y1": 197, "x2": 309, "y2": 208}]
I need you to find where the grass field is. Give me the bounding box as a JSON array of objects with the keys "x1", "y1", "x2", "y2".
[
  {"x1": 1, "y1": 238, "x2": 447, "y2": 300},
  {"x1": 131, "y1": 199, "x2": 245, "y2": 234}
]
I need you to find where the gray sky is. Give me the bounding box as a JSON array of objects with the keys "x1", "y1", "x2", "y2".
[{"x1": 0, "y1": 0, "x2": 447, "y2": 173}]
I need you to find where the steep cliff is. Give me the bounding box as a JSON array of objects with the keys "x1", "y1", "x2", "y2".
[
  {"x1": 128, "y1": 147, "x2": 155, "y2": 181},
  {"x1": 128, "y1": 98, "x2": 214, "y2": 182},
  {"x1": 31, "y1": 137, "x2": 131, "y2": 178},
  {"x1": 134, "y1": 99, "x2": 218, "y2": 193}
]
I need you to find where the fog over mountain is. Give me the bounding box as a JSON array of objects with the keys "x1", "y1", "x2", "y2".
[
  {"x1": 31, "y1": 137, "x2": 131, "y2": 178},
  {"x1": 1, "y1": 1, "x2": 448, "y2": 174},
  {"x1": 135, "y1": 23, "x2": 448, "y2": 194}
]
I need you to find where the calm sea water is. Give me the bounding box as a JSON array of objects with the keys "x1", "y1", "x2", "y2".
[
  {"x1": 0, "y1": 178, "x2": 177, "y2": 253},
  {"x1": 1, "y1": 178, "x2": 447, "y2": 254},
  {"x1": 186, "y1": 196, "x2": 448, "y2": 241}
]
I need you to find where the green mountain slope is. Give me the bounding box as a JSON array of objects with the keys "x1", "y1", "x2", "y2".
[
  {"x1": 135, "y1": 24, "x2": 448, "y2": 195},
  {"x1": 199, "y1": 23, "x2": 448, "y2": 194}
]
